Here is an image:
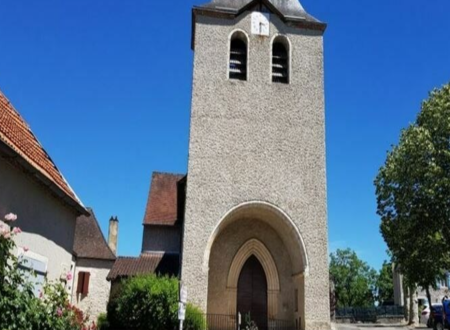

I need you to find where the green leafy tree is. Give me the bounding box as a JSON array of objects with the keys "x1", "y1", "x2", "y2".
[
  {"x1": 375, "y1": 83, "x2": 450, "y2": 308},
  {"x1": 377, "y1": 261, "x2": 394, "y2": 305},
  {"x1": 329, "y1": 248, "x2": 378, "y2": 307}
]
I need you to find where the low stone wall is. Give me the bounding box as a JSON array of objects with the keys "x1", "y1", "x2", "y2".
[
  {"x1": 335, "y1": 306, "x2": 405, "y2": 324},
  {"x1": 335, "y1": 316, "x2": 405, "y2": 324}
]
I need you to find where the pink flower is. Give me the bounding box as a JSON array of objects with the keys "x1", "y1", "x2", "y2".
[
  {"x1": 23, "y1": 246, "x2": 29, "y2": 252},
  {"x1": 0, "y1": 226, "x2": 10, "y2": 239},
  {"x1": 39, "y1": 291, "x2": 43, "y2": 299},
  {"x1": 57, "y1": 307, "x2": 63, "y2": 317},
  {"x1": 66, "y1": 272, "x2": 73, "y2": 281},
  {"x1": 4, "y1": 213, "x2": 17, "y2": 222},
  {"x1": 12, "y1": 227, "x2": 21, "y2": 235}
]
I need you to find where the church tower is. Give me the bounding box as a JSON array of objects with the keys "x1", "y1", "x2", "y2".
[{"x1": 182, "y1": 1, "x2": 329, "y2": 329}]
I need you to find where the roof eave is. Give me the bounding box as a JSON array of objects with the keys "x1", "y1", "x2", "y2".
[
  {"x1": 75, "y1": 255, "x2": 117, "y2": 262},
  {"x1": 192, "y1": 2, "x2": 326, "y2": 49},
  {"x1": 0, "y1": 140, "x2": 88, "y2": 216},
  {"x1": 143, "y1": 222, "x2": 180, "y2": 227}
]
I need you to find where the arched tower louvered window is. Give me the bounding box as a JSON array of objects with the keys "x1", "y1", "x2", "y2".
[
  {"x1": 272, "y1": 38, "x2": 289, "y2": 84},
  {"x1": 229, "y1": 33, "x2": 248, "y2": 81}
]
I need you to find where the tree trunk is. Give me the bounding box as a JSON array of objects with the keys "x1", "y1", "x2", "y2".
[
  {"x1": 425, "y1": 286, "x2": 433, "y2": 327},
  {"x1": 408, "y1": 288, "x2": 413, "y2": 325},
  {"x1": 426, "y1": 286, "x2": 432, "y2": 309},
  {"x1": 409, "y1": 285, "x2": 416, "y2": 326},
  {"x1": 403, "y1": 283, "x2": 409, "y2": 321}
]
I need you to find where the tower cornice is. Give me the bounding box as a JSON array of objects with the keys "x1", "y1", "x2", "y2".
[{"x1": 191, "y1": 0, "x2": 326, "y2": 50}]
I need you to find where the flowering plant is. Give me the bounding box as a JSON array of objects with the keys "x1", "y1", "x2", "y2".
[
  {"x1": 0, "y1": 213, "x2": 96, "y2": 330},
  {"x1": 243, "y1": 313, "x2": 259, "y2": 330}
]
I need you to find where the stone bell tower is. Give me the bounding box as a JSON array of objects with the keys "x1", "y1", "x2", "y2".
[{"x1": 181, "y1": 1, "x2": 330, "y2": 329}]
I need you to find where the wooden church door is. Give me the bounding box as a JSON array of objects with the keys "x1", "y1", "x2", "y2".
[{"x1": 237, "y1": 255, "x2": 268, "y2": 330}]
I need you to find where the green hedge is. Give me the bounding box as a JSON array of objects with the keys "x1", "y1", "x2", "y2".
[
  {"x1": 97, "y1": 313, "x2": 109, "y2": 330},
  {"x1": 184, "y1": 304, "x2": 206, "y2": 330},
  {"x1": 107, "y1": 274, "x2": 205, "y2": 330}
]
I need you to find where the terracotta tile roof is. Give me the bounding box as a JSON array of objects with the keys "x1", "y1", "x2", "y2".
[
  {"x1": 106, "y1": 253, "x2": 180, "y2": 281},
  {"x1": 143, "y1": 172, "x2": 186, "y2": 226},
  {"x1": 0, "y1": 90, "x2": 83, "y2": 209},
  {"x1": 74, "y1": 208, "x2": 116, "y2": 261}
]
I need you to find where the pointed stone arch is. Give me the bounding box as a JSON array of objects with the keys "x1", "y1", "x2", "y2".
[
  {"x1": 227, "y1": 238, "x2": 279, "y2": 291},
  {"x1": 226, "y1": 238, "x2": 280, "y2": 318},
  {"x1": 203, "y1": 201, "x2": 309, "y2": 275},
  {"x1": 204, "y1": 201, "x2": 309, "y2": 321}
]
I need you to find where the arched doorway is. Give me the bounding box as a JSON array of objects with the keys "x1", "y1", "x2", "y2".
[
  {"x1": 205, "y1": 201, "x2": 309, "y2": 328},
  {"x1": 237, "y1": 255, "x2": 268, "y2": 330}
]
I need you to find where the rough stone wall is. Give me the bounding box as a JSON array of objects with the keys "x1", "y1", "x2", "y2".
[
  {"x1": 182, "y1": 10, "x2": 329, "y2": 330},
  {"x1": 208, "y1": 218, "x2": 295, "y2": 321},
  {"x1": 72, "y1": 258, "x2": 114, "y2": 321},
  {"x1": 393, "y1": 269, "x2": 404, "y2": 306},
  {"x1": 418, "y1": 286, "x2": 449, "y2": 304},
  {"x1": 0, "y1": 157, "x2": 77, "y2": 289},
  {"x1": 108, "y1": 219, "x2": 118, "y2": 255},
  {"x1": 394, "y1": 268, "x2": 449, "y2": 305},
  {"x1": 141, "y1": 225, "x2": 181, "y2": 253}
]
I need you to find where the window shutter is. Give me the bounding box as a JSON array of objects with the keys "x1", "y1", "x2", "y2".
[
  {"x1": 82, "y1": 272, "x2": 90, "y2": 295},
  {"x1": 272, "y1": 42, "x2": 289, "y2": 84},
  {"x1": 229, "y1": 37, "x2": 247, "y2": 81},
  {"x1": 76, "y1": 272, "x2": 85, "y2": 294}
]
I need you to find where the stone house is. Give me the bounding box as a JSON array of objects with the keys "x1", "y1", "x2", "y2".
[
  {"x1": 0, "y1": 89, "x2": 87, "y2": 295},
  {"x1": 394, "y1": 269, "x2": 450, "y2": 305},
  {"x1": 106, "y1": 172, "x2": 183, "y2": 295},
  {"x1": 109, "y1": 1, "x2": 330, "y2": 329},
  {"x1": 393, "y1": 267, "x2": 450, "y2": 325},
  {"x1": 0, "y1": 89, "x2": 117, "y2": 321},
  {"x1": 73, "y1": 209, "x2": 117, "y2": 320}
]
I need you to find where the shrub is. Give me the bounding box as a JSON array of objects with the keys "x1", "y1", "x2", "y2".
[
  {"x1": 107, "y1": 274, "x2": 206, "y2": 330},
  {"x1": 106, "y1": 297, "x2": 121, "y2": 329},
  {"x1": 108, "y1": 274, "x2": 178, "y2": 330},
  {"x1": 97, "y1": 313, "x2": 109, "y2": 330},
  {"x1": 184, "y1": 304, "x2": 206, "y2": 330}
]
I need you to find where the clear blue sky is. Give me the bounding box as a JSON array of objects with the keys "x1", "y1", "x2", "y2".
[{"x1": 1, "y1": 1, "x2": 449, "y2": 271}]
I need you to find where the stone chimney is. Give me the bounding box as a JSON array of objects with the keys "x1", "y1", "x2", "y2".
[{"x1": 108, "y1": 216, "x2": 119, "y2": 256}]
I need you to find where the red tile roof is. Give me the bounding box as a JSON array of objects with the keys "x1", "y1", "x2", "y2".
[
  {"x1": 143, "y1": 172, "x2": 186, "y2": 226},
  {"x1": 0, "y1": 90, "x2": 83, "y2": 209},
  {"x1": 74, "y1": 208, "x2": 116, "y2": 261},
  {"x1": 106, "y1": 253, "x2": 180, "y2": 281}
]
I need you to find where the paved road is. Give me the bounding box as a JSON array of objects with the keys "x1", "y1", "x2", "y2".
[{"x1": 335, "y1": 323, "x2": 428, "y2": 330}]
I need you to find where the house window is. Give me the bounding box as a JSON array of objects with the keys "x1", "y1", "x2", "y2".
[
  {"x1": 295, "y1": 288, "x2": 299, "y2": 312},
  {"x1": 18, "y1": 249, "x2": 48, "y2": 297},
  {"x1": 77, "y1": 271, "x2": 90, "y2": 295},
  {"x1": 229, "y1": 32, "x2": 248, "y2": 81},
  {"x1": 272, "y1": 36, "x2": 289, "y2": 84},
  {"x1": 437, "y1": 277, "x2": 447, "y2": 289}
]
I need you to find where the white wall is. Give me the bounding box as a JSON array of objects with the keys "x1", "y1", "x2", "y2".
[
  {"x1": 73, "y1": 258, "x2": 114, "y2": 321},
  {"x1": 0, "y1": 157, "x2": 78, "y2": 291}
]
